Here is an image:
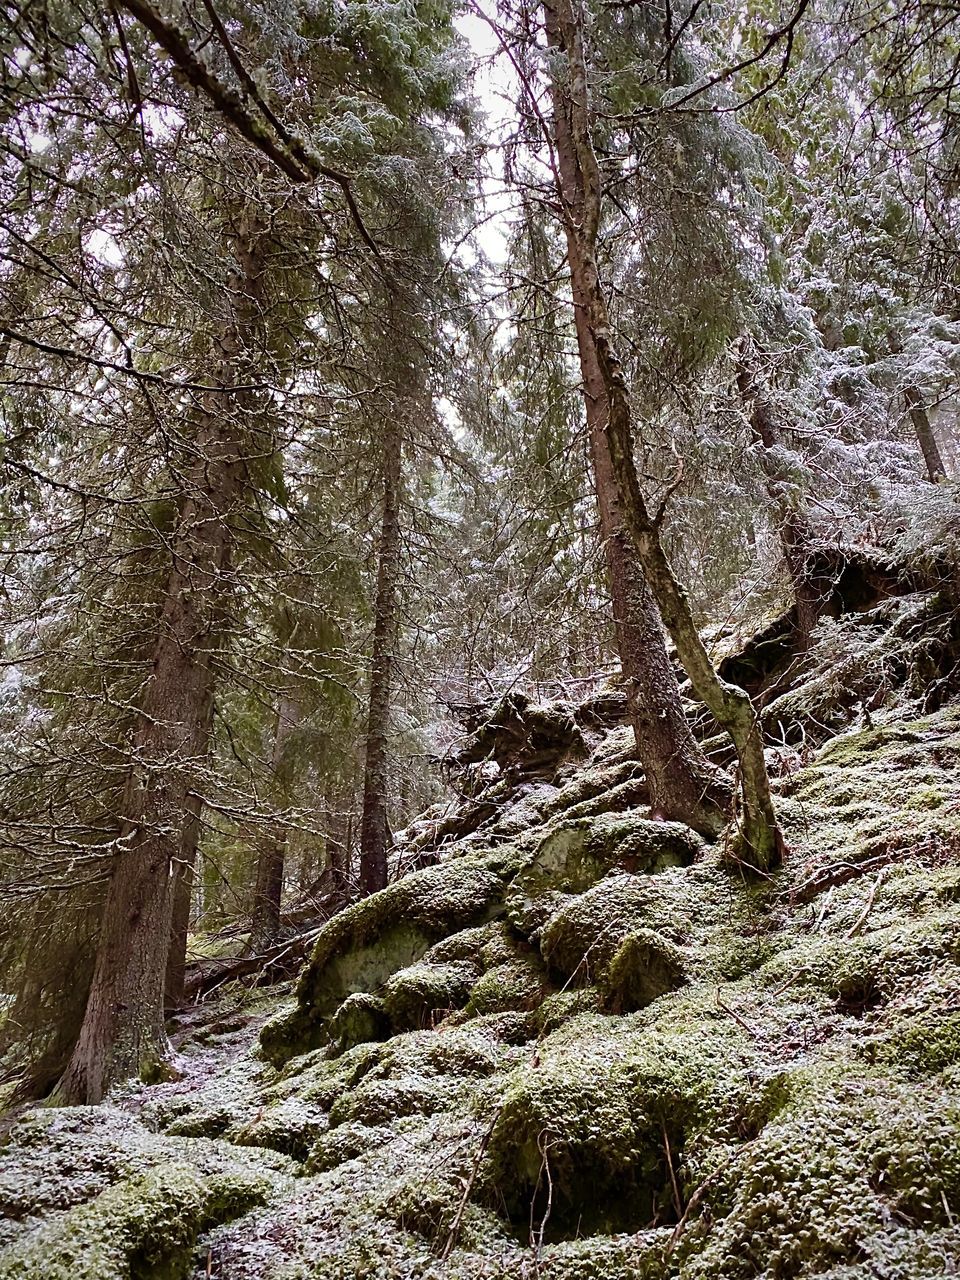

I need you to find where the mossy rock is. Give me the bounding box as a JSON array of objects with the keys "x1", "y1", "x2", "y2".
[
  {"x1": 261, "y1": 849, "x2": 519, "y2": 1065},
  {"x1": 327, "y1": 1075, "x2": 459, "y2": 1128},
  {"x1": 381, "y1": 959, "x2": 479, "y2": 1031},
  {"x1": 872, "y1": 1011, "x2": 960, "y2": 1077},
  {"x1": 466, "y1": 952, "x2": 548, "y2": 1016},
  {"x1": 538, "y1": 873, "x2": 665, "y2": 984},
  {"x1": 513, "y1": 814, "x2": 703, "y2": 906},
  {"x1": 305, "y1": 1121, "x2": 394, "y2": 1173},
  {"x1": 0, "y1": 1106, "x2": 293, "y2": 1259},
  {"x1": 777, "y1": 706, "x2": 960, "y2": 875},
  {"x1": 0, "y1": 1161, "x2": 273, "y2": 1280},
  {"x1": 484, "y1": 1010, "x2": 763, "y2": 1239},
  {"x1": 380, "y1": 1171, "x2": 464, "y2": 1242},
  {"x1": 531, "y1": 1230, "x2": 674, "y2": 1280},
  {"x1": 326, "y1": 992, "x2": 391, "y2": 1053},
  {"x1": 485, "y1": 1030, "x2": 668, "y2": 1236},
  {"x1": 231, "y1": 1100, "x2": 329, "y2": 1162},
  {"x1": 678, "y1": 1069, "x2": 960, "y2": 1278},
  {"x1": 534, "y1": 987, "x2": 603, "y2": 1036},
  {"x1": 600, "y1": 928, "x2": 688, "y2": 1012}
]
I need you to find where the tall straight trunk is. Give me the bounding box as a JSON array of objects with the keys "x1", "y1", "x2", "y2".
[
  {"x1": 542, "y1": 0, "x2": 781, "y2": 870},
  {"x1": 359, "y1": 414, "x2": 403, "y2": 896},
  {"x1": 164, "y1": 788, "x2": 204, "y2": 1011},
  {"x1": 545, "y1": 0, "x2": 727, "y2": 838},
  {"x1": 887, "y1": 332, "x2": 948, "y2": 483},
  {"x1": 249, "y1": 695, "x2": 302, "y2": 949},
  {"x1": 57, "y1": 225, "x2": 263, "y2": 1104},
  {"x1": 736, "y1": 344, "x2": 827, "y2": 650},
  {"x1": 905, "y1": 385, "x2": 948, "y2": 483}
]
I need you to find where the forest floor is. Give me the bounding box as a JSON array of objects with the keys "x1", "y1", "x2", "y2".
[{"x1": 4, "y1": 596, "x2": 960, "y2": 1279}]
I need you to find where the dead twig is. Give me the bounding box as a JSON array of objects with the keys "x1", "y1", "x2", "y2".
[
  {"x1": 662, "y1": 1119, "x2": 683, "y2": 1220},
  {"x1": 845, "y1": 869, "x2": 886, "y2": 940},
  {"x1": 663, "y1": 1149, "x2": 740, "y2": 1259},
  {"x1": 716, "y1": 989, "x2": 762, "y2": 1039},
  {"x1": 788, "y1": 853, "x2": 892, "y2": 904},
  {"x1": 529, "y1": 1129, "x2": 557, "y2": 1261},
  {"x1": 440, "y1": 1109, "x2": 501, "y2": 1262}
]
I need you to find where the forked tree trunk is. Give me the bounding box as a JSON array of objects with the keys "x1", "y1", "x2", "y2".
[
  {"x1": 736, "y1": 342, "x2": 828, "y2": 650},
  {"x1": 550, "y1": 81, "x2": 729, "y2": 835},
  {"x1": 249, "y1": 695, "x2": 302, "y2": 950},
  {"x1": 543, "y1": 0, "x2": 782, "y2": 870},
  {"x1": 57, "y1": 223, "x2": 263, "y2": 1104},
  {"x1": 359, "y1": 413, "x2": 403, "y2": 896}
]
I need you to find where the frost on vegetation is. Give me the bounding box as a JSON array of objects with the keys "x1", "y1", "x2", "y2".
[
  {"x1": 9, "y1": 707, "x2": 960, "y2": 1277},
  {"x1": 260, "y1": 848, "x2": 522, "y2": 1064},
  {"x1": 0, "y1": 1106, "x2": 294, "y2": 1275},
  {"x1": 775, "y1": 704, "x2": 960, "y2": 870}
]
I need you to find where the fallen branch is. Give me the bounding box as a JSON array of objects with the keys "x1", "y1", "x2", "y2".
[
  {"x1": 715, "y1": 990, "x2": 762, "y2": 1039},
  {"x1": 179, "y1": 922, "x2": 325, "y2": 1003},
  {"x1": 788, "y1": 852, "x2": 894, "y2": 905},
  {"x1": 662, "y1": 1120, "x2": 683, "y2": 1220}
]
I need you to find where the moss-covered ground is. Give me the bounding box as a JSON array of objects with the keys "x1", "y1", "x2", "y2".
[{"x1": 4, "y1": 702, "x2": 960, "y2": 1277}]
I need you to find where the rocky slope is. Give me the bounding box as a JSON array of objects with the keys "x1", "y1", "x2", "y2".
[{"x1": 3, "y1": 613, "x2": 960, "y2": 1278}]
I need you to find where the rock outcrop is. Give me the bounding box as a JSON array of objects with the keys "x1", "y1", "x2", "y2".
[{"x1": 4, "y1": 683, "x2": 960, "y2": 1278}]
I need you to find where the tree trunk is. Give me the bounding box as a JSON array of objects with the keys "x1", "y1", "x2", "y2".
[
  {"x1": 544, "y1": 0, "x2": 728, "y2": 839},
  {"x1": 905, "y1": 385, "x2": 948, "y2": 483},
  {"x1": 887, "y1": 331, "x2": 948, "y2": 482},
  {"x1": 164, "y1": 789, "x2": 203, "y2": 1011},
  {"x1": 249, "y1": 695, "x2": 302, "y2": 950},
  {"x1": 542, "y1": 0, "x2": 781, "y2": 870},
  {"x1": 736, "y1": 342, "x2": 827, "y2": 650},
  {"x1": 56, "y1": 222, "x2": 263, "y2": 1103},
  {"x1": 359, "y1": 413, "x2": 403, "y2": 895}
]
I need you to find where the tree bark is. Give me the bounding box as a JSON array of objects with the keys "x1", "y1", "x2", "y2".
[
  {"x1": 545, "y1": 0, "x2": 728, "y2": 839},
  {"x1": 735, "y1": 342, "x2": 827, "y2": 650},
  {"x1": 56, "y1": 220, "x2": 264, "y2": 1103},
  {"x1": 249, "y1": 694, "x2": 302, "y2": 949},
  {"x1": 164, "y1": 788, "x2": 204, "y2": 1011},
  {"x1": 359, "y1": 413, "x2": 403, "y2": 896},
  {"x1": 542, "y1": 0, "x2": 782, "y2": 870},
  {"x1": 887, "y1": 331, "x2": 948, "y2": 483},
  {"x1": 905, "y1": 385, "x2": 948, "y2": 483}
]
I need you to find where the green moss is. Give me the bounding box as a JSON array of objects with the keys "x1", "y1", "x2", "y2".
[
  {"x1": 231, "y1": 1100, "x2": 329, "y2": 1162},
  {"x1": 679, "y1": 1069, "x2": 960, "y2": 1279},
  {"x1": 513, "y1": 814, "x2": 703, "y2": 907},
  {"x1": 327, "y1": 992, "x2": 391, "y2": 1053},
  {"x1": 0, "y1": 1161, "x2": 272, "y2": 1280},
  {"x1": 535, "y1": 986, "x2": 603, "y2": 1036},
  {"x1": 875, "y1": 1012, "x2": 960, "y2": 1077},
  {"x1": 305, "y1": 1121, "x2": 394, "y2": 1173},
  {"x1": 261, "y1": 849, "x2": 519, "y2": 1065},
  {"x1": 382, "y1": 959, "x2": 478, "y2": 1030},
  {"x1": 777, "y1": 706, "x2": 960, "y2": 876},
  {"x1": 600, "y1": 929, "x2": 688, "y2": 1012},
  {"x1": 530, "y1": 1230, "x2": 673, "y2": 1280},
  {"x1": 14, "y1": 702, "x2": 960, "y2": 1279},
  {"x1": 328, "y1": 1073, "x2": 459, "y2": 1128},
  {"x1": 466, "y1": 947, "x2": 549, "y2": 1017},
  {"x1": 538, "y1": 874, "x2": 663, "y2": 983},
  {"x1": 380, "y1": 1171, "x2": 463, "y2": 1242},
  {"x1": 484, "y1": 1009, "x2": 763, "y2": 1238},
  {"x1": 907, "y1": 785, "x2": 946, "y2": 810}
]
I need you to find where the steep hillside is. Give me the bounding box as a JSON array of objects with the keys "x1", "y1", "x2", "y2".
[{"x1": 4, "y1": 621, "x2": 960, "y2": 1278}]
